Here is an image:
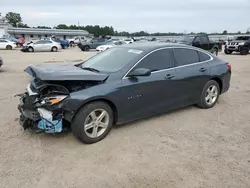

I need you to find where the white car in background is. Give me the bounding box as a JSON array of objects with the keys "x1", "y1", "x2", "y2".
[
  {"x1": 22, "y1": 40, "x2": 61, "y2": 52},
  {"x1": 96, "y1": 41, "x2": 126, "y2": 52},
  {"x1": 123, "y1": 38, "x2": 134, "y2": 44},
  {"x1": 0, "y1": 38, "x2": 16, "y2": 50}
]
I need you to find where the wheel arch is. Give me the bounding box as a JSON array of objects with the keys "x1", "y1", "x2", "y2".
[
  {"x1": 70, "y1": 98, "x2": 118, "y2": 125},
  {"x1": 210, "y1": 77, "x2": 223, "y2": 94}
]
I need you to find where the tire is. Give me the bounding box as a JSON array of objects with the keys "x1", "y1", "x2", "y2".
[
  {"x1": 70, "y1": 41, "x2": 74, "y2": 47},
  {"x1": 28, "y1": 47, "x2": 34, "y2": 52},
  {"x1": 211, "y1": 47, "x2": 218, "y2": 56},
  {"x1": 239, "y1": 47, "x2": 249, "y2": 55},
  {"x1": 51, "y1": 47, "x2": 58, "y2": 52},
  {"x1": 6, "y1": 45, "x2": 12, "y2": 50},
  {"x1": 197, "y1": 80, "x2": 220, "y2": 109},
  {"x1": 71, "y1": 101, "x2": 114, "y2": 144},
  {"x1": 224, "y1": 49, "x2": 232, "y2": 54},
  {"x1": 84, "y1": 45, "x2": 90, "y2": 51}
]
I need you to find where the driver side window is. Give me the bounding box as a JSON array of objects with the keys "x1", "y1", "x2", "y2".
[{"x1": 132, "y1": 49, "x2": 173, "y2": 72}]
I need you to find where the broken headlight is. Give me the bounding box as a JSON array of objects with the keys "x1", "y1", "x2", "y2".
[{"x1": 41, "y1": 95, "x2": 68, "y2": 105}]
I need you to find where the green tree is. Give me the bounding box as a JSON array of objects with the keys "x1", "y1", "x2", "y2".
[
  {"x1": 17, "y1": 23, "x2": 30, "y2": 28},
  {"x1": 37, "y1": 26, "x2": 51, "y2": 29},
  {"x1": 222, "y1": 30, "x2": 228, "y2": 35},
  {"x1": 56, "y1": 24, "x2": 69, "y2": 29},
  {"x1": 5, "y1": 12, "x2": 22, "y2": 27}
]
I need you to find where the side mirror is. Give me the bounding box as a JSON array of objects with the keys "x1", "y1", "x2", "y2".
[{"x1": 127, "y1": 68, "x2": 151, "y2": 77}]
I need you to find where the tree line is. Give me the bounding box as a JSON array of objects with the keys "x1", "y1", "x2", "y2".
[{"x1": 2, "y1": 12, "x2": 250, "y2": 36}]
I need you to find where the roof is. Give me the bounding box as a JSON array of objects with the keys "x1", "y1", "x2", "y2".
[
  {"x1": 121, "y1": 42, "x2": 191, "y2": 52},
  {"x1": 7, "y1": 27, "x2": 89, "y2": 36}
]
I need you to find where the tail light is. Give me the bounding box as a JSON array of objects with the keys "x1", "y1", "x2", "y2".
[{"x1": 226, "y1": 63, "x2": 231, "y2": 70}]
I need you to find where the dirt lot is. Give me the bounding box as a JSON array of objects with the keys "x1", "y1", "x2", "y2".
[{"x1": 0, "y1": 48, "x2": 250, "y2": 188}]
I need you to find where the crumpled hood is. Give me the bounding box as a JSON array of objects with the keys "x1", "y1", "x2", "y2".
[{"x1": 24, "y1": 63, "x2": 109, "y2": 81}]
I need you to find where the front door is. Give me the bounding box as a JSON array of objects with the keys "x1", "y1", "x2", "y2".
[
  {"x1": 0, "y1": 39, "x2": 7, "y2": 49},
  {"x1": 119, "y1": 48, "x2": 179, "y2": 122}
]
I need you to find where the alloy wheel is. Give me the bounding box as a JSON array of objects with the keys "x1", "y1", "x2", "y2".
[
  {"x1": 84, "y1": 109, "x2": 109, "y2": 138},
  {"x1": 205, "y1": 85, "x2": 218, "y2": 105}
]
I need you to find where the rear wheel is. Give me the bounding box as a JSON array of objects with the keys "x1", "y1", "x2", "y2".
[
  {"x1": 6, "y1": 45, "x2": 12, "y2": 50},
  {"x1": 197, "y1": 80, "x2": 220, "y2": 109},
  {"x1": 84, "y1": 45, "x2": 90, "y2": 51},
  {"x1": 51, "y1": 46, "x2": 58, "y2": 52},
  {"x1": 224, "y1": 49, "x2": 233, "y2": 54},
  {"x1": 71, "y1": 101, "x2": 113, "y2": 144}
]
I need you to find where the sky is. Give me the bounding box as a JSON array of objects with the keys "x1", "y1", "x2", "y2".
[{"x1": 1, "y1": 0, "x2": 250, "y2": 33}]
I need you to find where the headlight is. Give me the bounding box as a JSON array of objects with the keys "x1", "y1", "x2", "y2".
[
  {"x1": 239, "y1": 42, "x2": 245, "y2": 45},
  {"x1": 41, "y1": 95, "x2": 68, "y2": 105}
]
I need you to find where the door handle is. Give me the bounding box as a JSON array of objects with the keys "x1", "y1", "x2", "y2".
[
  {"x1": 165, "y1": 74, "x2": 175, "y2": 79},
  {"x1": 199, "y1": 68, "x2": 207, "y2": 72}
]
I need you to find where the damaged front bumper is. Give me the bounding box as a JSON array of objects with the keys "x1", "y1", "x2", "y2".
[{"x1": 18, "y1": 92, "x2": 64, "y2": 134}]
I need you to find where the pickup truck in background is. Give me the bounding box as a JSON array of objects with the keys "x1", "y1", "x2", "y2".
[
  {"x1": 78, "y1": 38, "x2": 110, "y2": 51},
  {"x1": 178, "y1": 34, "x2": 222, "y2": 56}
]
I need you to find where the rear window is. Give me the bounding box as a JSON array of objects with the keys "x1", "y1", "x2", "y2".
[
  {"x1": 173, "y1": 48, "x2": 199, "y2": 66},
  {"x1": 198, "y1": 51, "x2": 211, "y2": 62}
]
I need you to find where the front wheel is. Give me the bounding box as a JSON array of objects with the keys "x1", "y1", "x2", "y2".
[
  {"x1": 224, "y1": 49, "x2": 233, "y2": 54},
  {"x1": 84, "y1": 45, "x2": 90, "y2": 51},
  {"x1": 197, "y1": 80, "x2": 220, "y2": 109},
  {"x1": 71, "y1": 101, "x2": 114, "y2": 144},
  {"x1": 239, "y1": 47, "x2": 249, "y2": 55}
]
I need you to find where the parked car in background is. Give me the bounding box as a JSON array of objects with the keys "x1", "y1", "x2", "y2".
[
  {"x1": 68, "y1": 36, "x2": 86, "y2": 46},
  {"x1": 96, "y1": 41, "x2": 126, "y2": 51},
  {"x1": 224, "y1": 35, "x2": 250, "y2": 55},
  {"x1": 178, "y1": 34, "x2": 222, "y2": 56},
  {"x1": 78, "y1": 38, "x2": 110, "y2": 51},
  {"x1": 0, "y1": 57, "x2": 3, "y2": 68},
  {"x1": 123, "y1": 38, "x2": 134, "y2": 44},
  {"x1": 0, "y1": 38, "x2": 16, "y2": 50},
  {"x1": 17, "y1": 43, "x2": 231, "y2": 144},
  {"x1": 51, "y1": 37, "x2": 69, "y2": 49},
  {"x1": 7, "y1": 37, "x2": 25, "y2": 47},
  {"x1": 21, "y1": 40, "x2": 61, "y2": 52}
]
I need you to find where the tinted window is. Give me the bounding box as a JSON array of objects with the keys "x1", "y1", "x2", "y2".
[
  {"x1": 43, "y1": 41, "x2": 52, "y2": 44},
  {"x1": 200, "y1": 36, "x2": 209, "y2": 44},
  {"x1": 0, "y1": 39, "x2": 7, "y2": 42},
  {"x1": 35, "y1": 41, "x2": 44, "y2": 44},
  {"x1": 193, "y1": 37, "x2": 201, "y2": 43},
  {"x1": 198, "y1": 51, "x2": 211, "y2": 62},
  {"x1": 173, "y1": 48, "x2": 199, "y2": 66},
  {"x1": 133, "y1": 49, "x2": 173, "y2": 72}
]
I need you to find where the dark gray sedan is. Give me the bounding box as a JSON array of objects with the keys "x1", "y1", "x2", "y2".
[{"x1": 17, "y1": 43, "x2": 231, "y2": 144}]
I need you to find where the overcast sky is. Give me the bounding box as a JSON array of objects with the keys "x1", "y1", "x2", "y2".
[{"x1": 1, "y1": 0, "x2": 250, "y2": 33}]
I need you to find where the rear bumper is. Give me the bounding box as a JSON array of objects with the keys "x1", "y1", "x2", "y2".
[{"x1": 221, "y1": 71, "x2": 231, "y2": 94}]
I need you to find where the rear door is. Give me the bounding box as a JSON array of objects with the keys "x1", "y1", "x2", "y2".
[
  {"x1": 120, "y1": 48, "x2": 179, "y2": 121},
  {"x1": 43, "y1": 41, "x2": 53, "y2": 51},
  {"x1": 172, "y1": 48, "x2": 211, "y2": 106}
]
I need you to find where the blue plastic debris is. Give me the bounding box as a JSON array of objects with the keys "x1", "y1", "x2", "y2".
[{"x1": 38, "y1": 119, "x2": 63, "y2": 134}]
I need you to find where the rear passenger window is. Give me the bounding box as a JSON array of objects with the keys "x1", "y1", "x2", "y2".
[
  {"x1": 198, "y1": 51, "x2": 211, "y2": 62},
  {"x1": 173, "y1": 48, "x2": 199, "y2": 66},
  {"x1": 133, "y1": 49, "x2": 173, "y2": 72}
]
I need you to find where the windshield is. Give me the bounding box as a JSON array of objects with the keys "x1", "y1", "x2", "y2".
[
  {"x1": 81, "y1": 47, "x2": 143, "y2": 73},
  {"x1": 178, "y1": 35, "x2": 194, "y2": 42}
]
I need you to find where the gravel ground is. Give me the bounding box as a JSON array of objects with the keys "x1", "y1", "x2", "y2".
[{"x1": 0, "y1": 48, "x2": 250, "y2": 188}]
